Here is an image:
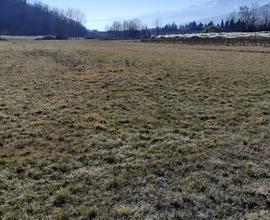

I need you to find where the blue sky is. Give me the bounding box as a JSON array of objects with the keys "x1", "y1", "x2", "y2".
[
  {"x1": 40, "y1": 0, "x2": 209, "y2": 30},
  {"x1": 40, "y1": 0, "x2": 264, "y2": 30}
]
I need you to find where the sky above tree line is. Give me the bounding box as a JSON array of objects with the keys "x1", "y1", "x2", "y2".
[
  {"x1": 39, "y1": 0, "x2": 211, "y2": 29},
  {"x1": 41, "y1": 0, "x2": 265, "y2": 30}
]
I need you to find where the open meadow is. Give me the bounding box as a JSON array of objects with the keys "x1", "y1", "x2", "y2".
[{"x1": 0, "y1": 40, "x2": 270, "y2": 219}]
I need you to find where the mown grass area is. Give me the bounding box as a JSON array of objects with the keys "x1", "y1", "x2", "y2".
[{"x1": 0, "y1": 40, "x2": 270, "y2": 219}]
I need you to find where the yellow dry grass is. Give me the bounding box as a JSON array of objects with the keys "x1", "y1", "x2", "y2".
[{"x1": 0, "y1": 40, "x2": 270, "y2": 219}]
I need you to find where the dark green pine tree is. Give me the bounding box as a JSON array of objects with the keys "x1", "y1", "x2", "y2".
[
  {"x1": 221, "y1": 19, "x2": 224, "y2": 30},
  {"x1": 229, "y1": 19, "x2": 235, "y2": 32}
]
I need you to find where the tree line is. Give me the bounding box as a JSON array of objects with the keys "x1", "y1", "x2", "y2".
[
  {"x1": 156, "y1": 4, "x2": 270, "y2": 34},
  {"x1": 0, "y1": 0, "x2": 88, "y2": 37},
  {"x1": 104, "y1": 19, "x2": 207, "y2": 39},
  {"x1": 104, "y1": 19, "x2": 151, "y2": 39},
  {"x1": 219, "y1": 4, "x2": 270, "y2": 32},
  {"x1": 103, "y1": 4, "x2": 270, "y2": 39}
]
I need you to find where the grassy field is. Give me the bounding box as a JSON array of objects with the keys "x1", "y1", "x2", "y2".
[{"x1": 0, "y1": 40, "x2": 270, "y2": 219}]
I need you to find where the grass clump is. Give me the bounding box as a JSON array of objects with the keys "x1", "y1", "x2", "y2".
[
  {"x1": 53, "y1": 189, "x2": 72, "y2": 207},
  {"x1": 82, "y1": 207, "x2": 98, "y2": 220}
]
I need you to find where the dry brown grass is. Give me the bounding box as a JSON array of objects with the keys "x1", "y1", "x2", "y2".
[{"x1": 0, "y1": 40, "x2": 270, "y2": 219}]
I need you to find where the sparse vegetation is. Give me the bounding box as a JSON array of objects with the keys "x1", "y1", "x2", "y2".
[{"x1": 0, "y1": 40, "x2": 270, "y2": 219}]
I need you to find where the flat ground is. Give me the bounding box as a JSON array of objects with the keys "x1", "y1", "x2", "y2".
[{"x1": 0, "y1": 40, "x2": 270, "y2": 219}]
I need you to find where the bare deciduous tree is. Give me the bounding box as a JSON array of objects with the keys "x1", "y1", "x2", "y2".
[{"x1": 65, "y1": 8, "x2": 87, "y2": 24}]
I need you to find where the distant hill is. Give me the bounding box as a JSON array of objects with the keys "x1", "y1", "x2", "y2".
[{"x1": 0, "y1": 0, "x2": 88, "y2": 37}]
